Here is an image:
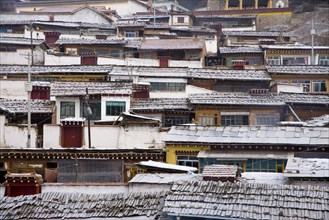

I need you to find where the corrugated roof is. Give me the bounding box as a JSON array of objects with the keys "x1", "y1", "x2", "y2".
[
  {"x1": 50, "y1": 81, "x2": 132, "y2": 96},
  {"x1": 0, "y1": 99, "x2": 54, "y2": 114},
  {"x1": 189, "y1": 93, "x2": 329, "y2": 105},
  {"x1": 131, "y1": 98, "x2": 190, "y2": 110},
  {"x1": 266, "y1": 65, "x2": 329, "y2": 75},
  {"x1": 139, "y1": 38, "x2": 204, "y2": 50},
  {"x1": 164, "y1": 125, "x2": 329, "y2": 146},
  {"x1": 0, "y1": 191, "x2": 167, "y2": 219},
  {"x1": 55, "y1": 38, "x2": 126, "y2": 45},
  {"x1": 163, "y1": 181, "x2": 329, "y2": 220}
]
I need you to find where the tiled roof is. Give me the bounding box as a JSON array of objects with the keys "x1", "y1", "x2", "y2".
[
  {"x1": 164, "y1": 125, "x2": 329, "y2": 146},
  {"x1": 131, "y1": 98, "x2": 190, "y2": 110},
  {"x1": 139, "y1": 38, "x2": 204, "y2": 50},
  {"x1": 188, "y1": 69, "x2": 271, "y2": 81},
  {"x1": 0, "y1": 191, "x2": 167, "y2": 219},
  {"x1": 145, "y1": 24, "x2": 171, "y2": 29},
  {"x1": 33, "y1": 21, "x2": 115, "y2": 29},
  {"x1": 50, "y1": 82, "x2": 132, "y2": 96},
  {"x1": 0, "y1": 37, "x2": 45, "y2": 46},
  {"x1": 0, "y1": 99, "x2": 54, "y2": 114},
  {"x1": 223, "y1": 31, "x2": 293, "y2": 37},
  {"x1": 189, "y1": 93, "x2": 329, "y2": 105},
  {"x1": 164, "y1": 181, "x2": 329, "y2": 220},
  {"x1": 0, "y1": 20, "x2": 31, "y2": 25},
  {"x1": 110, "y1": 66, "x2": 188, "y2": 78},
  {"x1": 266, "y1": 65, "x2": 329, "y2": 75},
  {"x1": 219, "y1": 46, "x2": 263, "y2": 54},
  {"x1": 55, "y1": 38, "x2": 126, "y2": 45},
  {"x1": 0, "y1": 65, "x2": 112, "y2": 75},
  {"x1": 202, "y1": 165, "x2": 239, "y2": 178}
]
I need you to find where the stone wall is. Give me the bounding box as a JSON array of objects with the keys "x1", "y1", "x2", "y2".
[{"x1": 256, "y1": 12, "x2": 291, "y2": 31}]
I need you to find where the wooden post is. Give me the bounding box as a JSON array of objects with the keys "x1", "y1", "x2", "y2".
[
  {"x1": 255, "y1": 0, "x2": 258, "y2": 9},
  {"x1": 225, "y1": 0, "x2": 229, "y2": 10},
  {"x1": 239, "y1": 0, "x2": 243, "y2": 9}
]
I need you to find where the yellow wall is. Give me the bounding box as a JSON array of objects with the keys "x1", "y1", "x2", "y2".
[{"x1": 166, "y1": 144, "x2": 210, "y2": 165}]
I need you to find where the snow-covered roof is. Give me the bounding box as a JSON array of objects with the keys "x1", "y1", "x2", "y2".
[
  {"x1": 0, "y1": 65, "x2": 112, "y2": 75},
  {"x1": 266, "y1": 65, "x2": 329, "y2": 75},
  {"x1": 219, "y1": 46, "x2": 263, "y2": 54},
  {"x1": 189, "y1": 92, "x2": 329, "y2": 106},
  {"x1": 110, "y1": 66, "x2": 271, "y2": 81},
  {"x1": 284, "y1": 157, "x2": 329, "y2": 178},
  {"x1": 164, "y1": 181, "x2": 329, "y2": 220},
  {"x1": 261, "y1": 45, "x2": 329, "y2": 50},
  {"x1": 55, "y1": 37, "x2": 126, "y2": 45},
  {"x1": 0, "y1": 191, "x2": 167, "y2": 219},
  {"x1": 129, "y1": 173, "x2": 202, "y2": 184},
  {"x1": 223, "y1": 31, "x2": 293, "y2": 37},
  {"x1": 50, "y1": 81, "x2": 132, "y2": 96},
  {"x1": 131, "y1": 98, "x2": 190, "y2": 110},
  {"x1": 240, "y1": 172, "x2": 288, "y2": 185},
  {"x1": 305, "y1": 114, "x2": 329, "y2": 127},
  {"x1": 165, "y1": 125, "x2": 329, "y2": 146},
  {"x1": 0, "y1": 99, "x2": 54, "y2": 114},
  {"x1": 137, "y1": 160, "x2": 198, "y2": 172},
  {"x1": 0, "y1": 37, "x2": 45, "y2": 46}
]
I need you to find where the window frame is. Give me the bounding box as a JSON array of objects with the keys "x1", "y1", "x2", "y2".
[
  {"x1": 106, "y1": 101, "x2": 126, "y2": 116},
  {"x1": 60, "y1": 101, "x2": 75, "y2": 119}
]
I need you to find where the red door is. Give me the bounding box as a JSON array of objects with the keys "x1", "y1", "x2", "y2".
[
  {"x1": 158, "y1": 56, "x2": 170, "y2": 68},
  {"x1": 62, "y1": 126, "x2": 83, "y2": 148}
]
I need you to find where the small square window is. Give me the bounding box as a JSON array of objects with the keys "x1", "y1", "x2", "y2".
[{"x1": 106, "y1": 101, "x2": 126, "y2": 116}]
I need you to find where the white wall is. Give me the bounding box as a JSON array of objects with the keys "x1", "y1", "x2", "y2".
[
  {"x1": 0, "y1": 124, "x2": 38, "y2": 148},
  {"x1": 0, "y1": 80, "x2": 27, "y2": 99},
  {"x1": 55, "y1": 97, "x2": 81, "y2": 124},
  {"x1": 0, "y1": 116, "x2": 5, "y2": 147},
  {"x1": 0, "y1": 48, "x2": 44, "y2": 65},
  {"x1": 44, "y1": 53, "x2": 81, "y2": 66},
  {"x1": 170, "y1": 15, "x2": 190, "y2": 26},
  {"x1": 129, "y1": 183, "x2": 171, "y2": 193},
  {"x1": 56, "y1": 8, "x2": 111, "y2": 24},
  {"x1": 205, "y1": 37, "x2": 218, "y2": 55},
  {"x1": 169, "y1": 60, "x2": 203, "y2": 68},
  {"x1": 101, "y1": 96, "x2": 130, "y2": 122},
  {"x1": 42, "y1": 184, "x2": 128, "y2": 194},
  {"x1": 43, "y1": 124, "x2": 167, "y2": 149},
  {"x1": 43, "y1": 124, "x2": 61, "y2": 148}
]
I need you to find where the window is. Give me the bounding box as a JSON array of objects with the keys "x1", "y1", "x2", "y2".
[
  {"x1": 60, "y1": 101, "x2": 75, "y2": 119},
  {"x1": 164, "y1": 115, "x2": 189, "y2": 127},
  {"x1": 82, "y1": 102, "x2": 101, "y2": 120},
  {"x1": 312, "y1": 80, "x2": 327, "y2": 93},
  {"x1": 246, "y1": 159, "x2": 282, "y2": 172},
  {"x1": 255, "y1": 113, "x2": 279, "y2": 126},
  {"x1": 106, "y1": 101, "x2": 125, "y2": 116},
  {"x1": 189, "y1": 51, "x2": 200, "y2": 60},
  {"x1": 110, "y1": 50, "x2": 120, "y2": 58},
  {"x1": 125, "y1": 31, "x2": 136, "y2": 38},
  {"x1": 198, "y1": 114, "x2": 218, "y2": 126},
  {"x1": 291, "y1": 80, "x2": 310, "y2": 92},
  {"x1": 282, "y1": 57, "x2": 308, "y2": 65},
  {"x1": 177, "y1": 156, "x2": 198, "y2": 168},
  {"x1": 177, "y1": 17, "x2": 185, "y2": 23},
  {"x1": 228, "y1": 0, "x2": 239, "y2": 8},
  {"x1": 319, "y1": 56, "x2": 329, "y2": 66},
  {"x1": 267, "y1": 56, "x2": 280, "y2": 65},
  {"x1": 150, "y1": 82, "x2": 185, "y2": 91},
  {"x1": 221, "y1": 115, "x2": 248, "y2": 126},
  {"x1": 96, "y1": 49, "x2": 109, "y2": 56},
  {"x1": 245, "y1": 57, "x2": 262, "y2": 65}
]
